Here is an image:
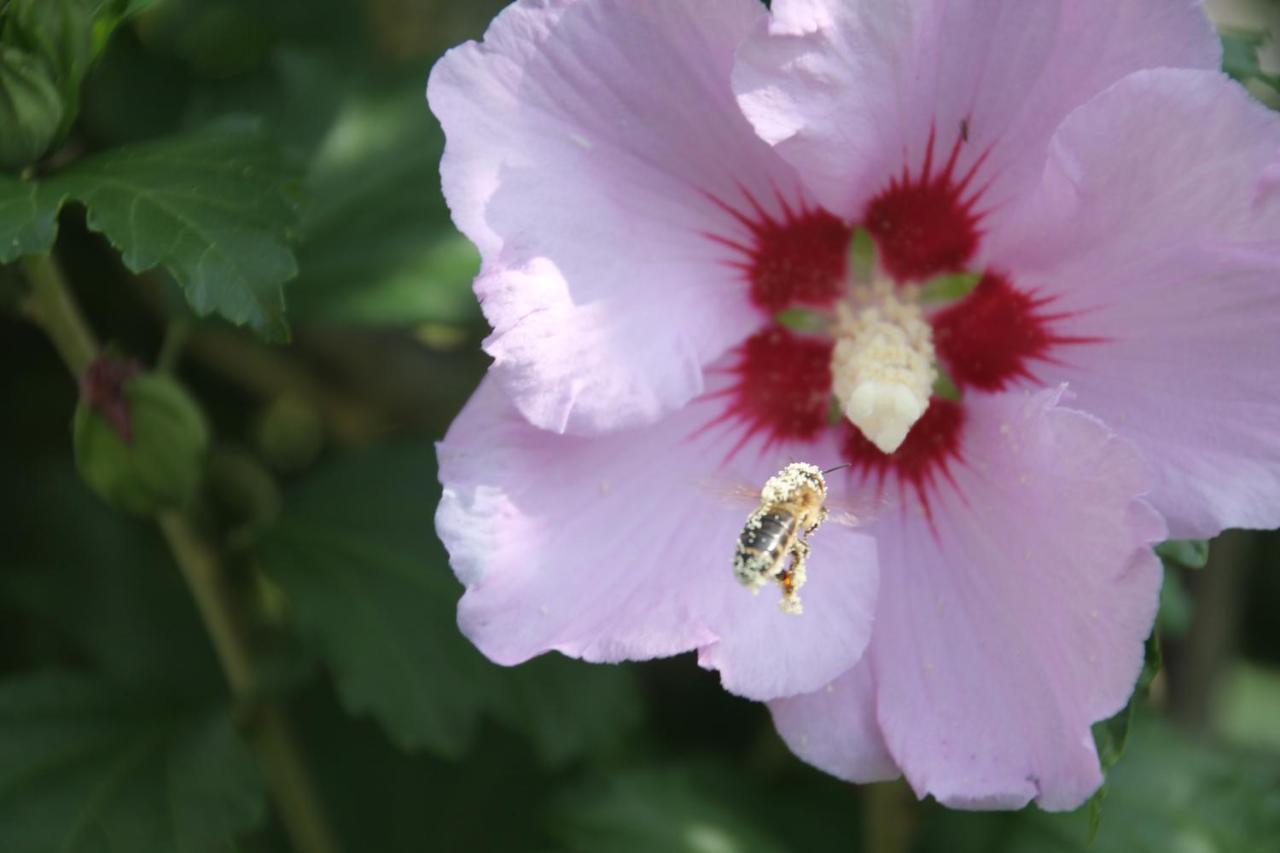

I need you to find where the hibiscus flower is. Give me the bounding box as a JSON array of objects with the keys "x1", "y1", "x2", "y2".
[{"x1": 428, "y1": 0, "x2": 1280, "y2": 809}]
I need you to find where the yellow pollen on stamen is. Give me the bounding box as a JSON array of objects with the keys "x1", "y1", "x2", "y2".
[{"x1": 830, "y1": 278, "x2": 936, "y2": 454}]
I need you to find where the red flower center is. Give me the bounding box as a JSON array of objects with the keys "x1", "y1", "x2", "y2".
[
  {"x1": 701, "y1": 125, "x2": 1097, "y2": 505},
  {"x1": 933, "y1": 273, "x2": 1101, "y2": 391},
  {"x1": 700, "y1": 327, "x2": 834, "y2": 457},
  {"x1": 864, "y1": 125, "x2": 988, "y2": 282},
  {"x1": 707, "y1": 189, "x2": 850, "y2": 311},
  {"x1": 841, "y1": 397, "x2": 965, "y2": 516}
]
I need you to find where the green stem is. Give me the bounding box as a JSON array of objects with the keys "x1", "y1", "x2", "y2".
[
  {"x1": 21, "y1": 253, "x2": 98, "y2": 375},
  {"x1": 159, "y1": 514, "x2": 343, "y2": 853},
  {"x1": 21, "y1": 252, "x2": 342, "y2": 853},
  {"x1": 864, "y1": 780, "x2": 916, "y2": 853}
]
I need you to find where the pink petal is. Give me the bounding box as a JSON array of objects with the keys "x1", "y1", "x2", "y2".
[
  {"x1": 776, "y1": 389, "x2": 1165, "y2": 809},
  {"x1": 734, "y1": 0, "x2": 1219, "y2": 230},
  {"x1": 436, "y1": 372, "x2": 879, "y2": 701},
  {"x1": 770, "y1": 658, "x2": 899, "y2": 784},
  {"x1": 987, "y1": 70, "x2": 1280, "y2": 537},
  {"x1": 428, "y1": 0, "x2": 806, "y2": 434}
]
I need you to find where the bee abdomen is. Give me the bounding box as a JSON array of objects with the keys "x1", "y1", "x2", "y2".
[{"x1": 734, "y1": 509, "x2": 797, "y2": 587}]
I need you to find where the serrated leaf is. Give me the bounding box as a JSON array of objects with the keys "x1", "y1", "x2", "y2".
[
  {"x1": 0, "y1": 672, "x2": 265, "y2": 853},
  {"x1": 0, "y1": 173, "x2": 58, "y2": 262},
  {"x1": 36, "y1": 127, "x2": 301, "y2": 339},
  {"x1": 258, "y1": 444, "x2": 642, "y2": 762},
  {"x1": 554, "y1": 767, "x2": 790, "y2": 853}
]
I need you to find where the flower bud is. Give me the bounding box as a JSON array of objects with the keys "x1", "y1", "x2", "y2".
[
  {"x1": 73, "y1": 357, "x2": 211, "y2": 515},
  {"x1": 0, "y1": 46, "x2": 63, "y2": 170}
]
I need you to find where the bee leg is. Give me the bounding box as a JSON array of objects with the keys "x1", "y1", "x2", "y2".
[{"x1": 779, "y1": 540, "x2": 810, "y2": 616}]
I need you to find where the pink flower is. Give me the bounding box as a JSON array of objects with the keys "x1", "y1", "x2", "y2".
[{"x1": 428, "y1": 0, "x2": 1280, "y2": 810}]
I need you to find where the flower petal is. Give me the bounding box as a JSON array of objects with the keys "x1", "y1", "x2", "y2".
[
  {"x1": 436, "y1": 372, "x2": 879, "y2": 701},
  {"x1": 734, "y1": 0, "x2": 1218, "y2": 230},
  {"x1": 770, "y1": 658, "x2": 899, "y2": 784},
  {"x1": 428, "y1": 0, "x2": 806, "y2": 434},
  {"x1": 868, "y1": 389, "x2": 1161, "y2": 810},
  {"x1": 988, "y1": 69, "x2": 1280, "y2": 537}
]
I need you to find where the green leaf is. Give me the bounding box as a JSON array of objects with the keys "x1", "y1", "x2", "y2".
[
  {"x1": 0, "y1": 172, "x2": 57, "y2": 261},
  {"x1": 1221, "y1": 28, "x2": 1280, "y2": 92},
  {"x1": 1215, "y1": 663, "x2": 1280, "y2": 753},
  {"x1": 0, "y1": 672, "x2": 265, "y2": 853},
  {"x1": 1086, "y1": 631, "x2": 1161, "y2": 843},
  {"x1": 37, "y1": 126, "x2": 301, "y2": 339},
  {"x1": 1156, "y1": 538, "x2": 1210, "y2": 570},
  {"x1": 0, "y1": 460, "x2": 221, "y2": 687},
  {"x1": 258, "y1": 443, "x2": 642, "y2": 762},
  {"x1": 289, "y1": 80, "x2": 479, "y2": 328},
  {"x1": 1009, "y1": 718, "x2": 1280, "y2": 853},
  {"x1": 554, "y1": 767, "x2": 790, "y2": 853}
]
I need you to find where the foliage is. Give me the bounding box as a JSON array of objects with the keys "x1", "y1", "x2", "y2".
[{"x1": 0, "y1": 2, "x2": 1277, "y2": 852}]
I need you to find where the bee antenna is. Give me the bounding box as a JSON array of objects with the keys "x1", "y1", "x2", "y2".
[{"x1": 822, "y1": 463, "x2": 852, "y2": 475}]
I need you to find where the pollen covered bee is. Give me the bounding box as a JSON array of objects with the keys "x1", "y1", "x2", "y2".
[{"x1": 733, "y1": 462, "x2": 844, "y2": 616}]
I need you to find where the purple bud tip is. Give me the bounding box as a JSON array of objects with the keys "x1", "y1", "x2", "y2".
[{"x1": 81, "y1": 355, "x2": 143, "y2": 443}]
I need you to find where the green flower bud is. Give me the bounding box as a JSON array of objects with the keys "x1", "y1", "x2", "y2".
[
  {"x1": 73, "y1": 357, "x2": 211, "y2": 515},
  {"x1": 0, "y1": 46, "x2": 63, "y2": 170}
]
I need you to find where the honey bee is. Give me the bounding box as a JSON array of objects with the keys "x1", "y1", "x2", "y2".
[{"x1": 732, "y1": 462, "x2": 848, "y2": 616}]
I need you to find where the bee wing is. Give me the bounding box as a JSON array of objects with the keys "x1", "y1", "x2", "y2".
[
  {"x1": 694, "y1": 477, "x2": 762, "y2": 512},
  {"x1": 823, "y1": 489, "x2": 893, "y2": 528},
  {"x1": 694, "y1": 474, "x2": 886, "y2": 528}
]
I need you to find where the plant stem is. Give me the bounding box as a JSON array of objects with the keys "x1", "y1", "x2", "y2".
[
  {"x1": 159, "y1": 513, "x2": 343, "y2": 853},
  {"x1": 864, "y1": 780, "x2": 916, "y2": 853},
  {"x1": 21, "y1": 251, "x2": 342, "y2": 853},
  {"x1": 21, "y1": 253, "x2": 98, "y2": 375}
]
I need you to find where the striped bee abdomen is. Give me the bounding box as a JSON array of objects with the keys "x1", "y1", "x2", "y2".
[{"x1": 733, "y1": 509, "x2": 798, "y2": 587}]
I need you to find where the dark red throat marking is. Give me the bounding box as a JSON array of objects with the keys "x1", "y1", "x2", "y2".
[
  {"x1": 864, "y1": 124, "x2": 990, "y2": 282},
  {"x1": 698, "y1": 327, "x2": 835, "y2": 459},
  {"x1": 933, "y1": 273, "x2": 1104, "y2": 391},
  {"x1": 705, "y1": 187, "x2": 851, "y2": 312},
  {"x1": 841, "y1": 397, "x2": 966, "y2": 519}
]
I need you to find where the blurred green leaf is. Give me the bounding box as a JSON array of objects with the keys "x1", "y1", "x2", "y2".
[
  {"x1": 0, "y1": 671, "x2": 265, "y2": 853},
  {"x1": 1009, "y1": 719, "x2": 1280, "y2": 853},
  {"x1": 1215, "y1": 663, "x2": 1280, "y2": 753},
  {"x1": 290, "y1": 83, "x2": 479, "y2": 328},
  {"x1": 182, "y1": 47, "x2": 479, "y2": 329},
  {"x1": 0, "y1": 460, "x2": 221, "y2": 687},
  {"x1": 1222, "y1": 28, "x2": 1280, "y2": 92},
  {"x1": 258, "y1": 444, "x2": 641, "y2": 762},
  {"x1": 1157, "y1": 566, "x2": 1194, "y2": 637},
  {"x1": 34, "y1": 126, "x2": 301, "y2": 339},
  {"x1": 0, "y1": 45, "x2": 65, "y2": 170},
  {"x1": 1156, "y1": 538, "x2": 1210, "y2": 570},
  {"x1": 0, "y1": 172, "x2": 58, "y2": 260},
  {"x1": 1087, "y1": 631, "x2": 1161, "y2": 843},
  {"x1": 554, "y1": 766, "x2": 790, "y2": 853}
]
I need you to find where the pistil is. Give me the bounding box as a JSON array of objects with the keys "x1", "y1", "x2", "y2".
[{"x1": 831, "y1": 279, "x2": 937, "y2": 454}]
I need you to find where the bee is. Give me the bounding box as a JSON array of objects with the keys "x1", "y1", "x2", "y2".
[{"x1": 732, "y1": 462, "x2": 848, "y2": 616}]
